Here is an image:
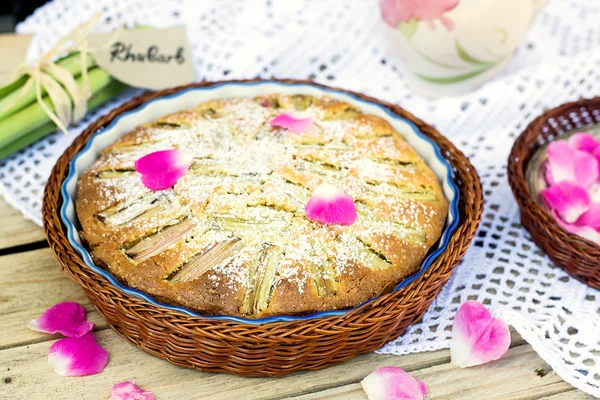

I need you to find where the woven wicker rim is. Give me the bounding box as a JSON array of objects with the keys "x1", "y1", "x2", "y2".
[
  {"x1": 43, "y1": 79, "x2": 483, "y2": 376},
  {"x1": 58, "y1": 80, "x2": 461, "y2": 324},
  {"x1": 508, "y1": 97, "x2": 600, "y2": 290}
]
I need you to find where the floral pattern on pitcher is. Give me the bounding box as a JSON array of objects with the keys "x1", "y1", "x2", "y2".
[
  {"x1": 380, "y1": 0, "x2": 460, "y2": 32},
  {"x1": 379, "y1": 0, "x2": 511, "y2": 87}
]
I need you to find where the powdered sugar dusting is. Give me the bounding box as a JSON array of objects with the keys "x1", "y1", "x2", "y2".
[{"x1": 85, "y1": 94, "x2": 447, "y2": 305}]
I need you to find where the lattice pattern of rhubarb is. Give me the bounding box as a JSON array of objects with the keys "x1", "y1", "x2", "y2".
[{"x1": 76, "y1": 94, "x2": 448, "y2": 317}]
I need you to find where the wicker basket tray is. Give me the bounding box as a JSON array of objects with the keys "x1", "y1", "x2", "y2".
[
  {"x1": 508, "y1": 98, "x2": 600, "y2": 290},
  {"x1": 43, "y1": 79, "x2": 482, "y2": 377}
]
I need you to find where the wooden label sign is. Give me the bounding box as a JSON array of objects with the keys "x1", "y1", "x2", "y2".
[{"x1": 88, "y1": 26, "x2": 195, "y2": 90}]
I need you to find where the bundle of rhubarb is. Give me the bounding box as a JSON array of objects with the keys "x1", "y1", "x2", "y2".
[{"x1": 0, "y1": 16, "x2": 127, "y2": 159}]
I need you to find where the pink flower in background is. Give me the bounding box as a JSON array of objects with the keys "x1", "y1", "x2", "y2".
[
  {"x1": 380, "y1": 0, "x2": 460, "y2": 31},
  {"x1": 542, "y1": 133, "x2": 600, "y2": 245},
  {"x1": 545, "y1": 140, "x2": 598, "y2": 188},
  {"x1": 552, "y1": 209, "x2": 600, "y2": 245},
  {"x1": 541, "y1": 181, "x2": 590, "y2": 224}
]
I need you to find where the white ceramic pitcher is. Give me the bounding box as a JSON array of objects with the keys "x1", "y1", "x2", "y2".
[{"x1": 380, "y1": 0, "x2": 549, "y2": 97}]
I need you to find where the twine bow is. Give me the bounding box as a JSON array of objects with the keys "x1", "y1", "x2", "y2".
[{"x1": 1, "y1": 14, "x2": 102, "y2": 134}]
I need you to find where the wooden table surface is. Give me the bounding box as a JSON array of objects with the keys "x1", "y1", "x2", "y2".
[{"x1": 0, "y1": 33, "x2": 593, "y2": 400}]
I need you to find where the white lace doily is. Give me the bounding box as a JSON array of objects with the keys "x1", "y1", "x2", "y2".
[{"x1": 2, "y1": 0, "x2": 599, "y2": 396}]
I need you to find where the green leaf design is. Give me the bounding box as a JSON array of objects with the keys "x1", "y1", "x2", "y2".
[
  {"x1": 455, "y1": 40, "x2": 492, "y2": 66},
  {"x1": 494, "y1": 28, "x2": 508, "y2": 44},
  {"x1": 397, "y1": 19, "x2": 418, "y2": 39},
  {"x1": 415, "y1": 48, "x2": 468, "y2": 71},
  {"x1": 415, "y1": 67, "x2": 491, "y2": 85}
]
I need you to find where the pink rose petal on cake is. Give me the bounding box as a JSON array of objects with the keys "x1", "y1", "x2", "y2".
[
  {"x1": 305, "y1": 182, "x2": 357, "y2": 225},
  {"x1": 134, "y1": 149, "x2": 192, "y2": 190},
  {"x1": 569, "y1": 133, "x2": 600, "y2": 153},
  {"x1": 134, "y1": 149, "x2": 191, "y2": 174},
  {"x1": 27, "y1": 302, "x2": 94, "y2": 338},
  {"x1": 541, "y1": 181, "x2": 590, "y2": 223},
  {"x1": 48, "y1": 332, "x2": 108, "y2": 376},
  {"x1": 450, "y1": 300, "x2": 510, "y2": 368},
  {"x1": 270, "y1": 113, "x2": 313, "y2": 134},
  {"x1": 361, "y1": 366, "x2": 427, "y2": 400},
  {"x1": 110, "y1": 381, "x2": 154, "y2": 400},
  {"x1": 139, "y1": 168, "x2": 189, "y2": 191}
]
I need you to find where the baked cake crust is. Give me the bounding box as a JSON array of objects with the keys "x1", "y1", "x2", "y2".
[{"x1": 76, "y1": 93, "x2": 448, "y2": 318}]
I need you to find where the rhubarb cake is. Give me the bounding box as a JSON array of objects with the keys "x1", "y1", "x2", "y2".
[{"x1": 76, "y1": 93, "x2": 449, "y2": 318}]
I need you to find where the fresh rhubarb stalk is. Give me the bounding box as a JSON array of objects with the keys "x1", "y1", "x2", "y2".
[
  {"x1": 0, "y1": 79, "x2": 126, "y2": 159},
  {"x1": 0, "y1": 52, "x2": 97, "y2": 122},
  {"x1": 0, "y1": 67, "x2": 118, "y2": 155}
]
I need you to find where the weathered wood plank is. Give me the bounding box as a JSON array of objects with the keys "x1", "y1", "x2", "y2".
[
  {"x1": 0, "y1": 247, "x2": 454, "y2": 399},
  {"x1": 0, "y1": 197, "x2": 46, "y2": 251},
  {"x1": 1, "y1": 246, "x2": 572, "y2": 400},
  {"x1": 0, "y1": 248, "x2": 108, "y2": 349},
  {"x1": 0, "y1": 330, "x2": 452, "y2": 400},
  {"x1": 0, "y1": 331, "x2": 575, "y2": 400},
  {"x1": 540, "y1": 391, "x2": 595, "y2": 399},
  {"x1": 287, "y1": 345, "x2": 575, "y2": 400}
]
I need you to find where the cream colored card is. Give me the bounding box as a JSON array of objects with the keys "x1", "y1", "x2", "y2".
[{"x1": 88, "y1": 26, "x2": 195, "y2": 90}]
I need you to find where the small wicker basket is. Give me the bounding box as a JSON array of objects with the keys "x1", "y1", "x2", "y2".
[
  {"x1": 43, "y1": 79, "x2": 483, "y2": 377},
  {"x1": 508, "y1": 98, "x2": 600, "y2": 290}
]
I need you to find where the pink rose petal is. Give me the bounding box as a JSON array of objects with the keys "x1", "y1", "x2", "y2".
[
  {"x1": 546, "y1": 141, "x2": 575, "y2": 184},
  {"x1": 595, "y1": 147, "x2": 600, "y2": 179},
  {"x1": 450, "y1": 300, "x2": 510, "y2": 368},
  {"x1": 546, "y1": 140, "x2": 599, "y2": 187},
  {"x1": 134, "y1": 149, "x2": 192, "y2": 191},
  {"x1": 139, "y1": 168, "x2": 188, "y2": 191},
  {"x1": 134, "y1": 149, "x2": 192, "y2": 174},
  {"x1": 110, "y1": 381, "x2": 154, "y2": 400},
  {"x1": 27, "y1": 302, "x2": 94, "y2": 338},
  {"x1": 541, "y1": 181, "x2": 590, "y2": 224},
  {"x1": 569, "y1": 133, "x2": 600, "y2": 153},
  {"x1": 48, "y1": 332, "x2": 109, "y2": 376},
  {"x1": 361, "y1": 366, "x2": 427, "y2": 400},
  {"x1": 589, "y1": 184, "x2": 600, "y2": 203},
  {"x1": 572, "y1": 226, "x2": 600, "y2": 245},
  {"x1": 305, "y1": 182, "x2": 357, "y2": 225},
  {"x1": 270, "y1": 113, "x2": 313, "y2": 134},
  {"x1": 576, "y1": 203, "x2": 600, "y2": 230},
  {"x1": 553, "y1": 210, "x2": 600, "y2": 245},
  {"x1": 573, "y1": 150, "x2": 599, "y2": 188}
]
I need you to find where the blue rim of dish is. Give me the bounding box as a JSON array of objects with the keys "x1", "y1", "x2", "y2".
[{"x1": 60, "y1": 81, "x2": 461, "y2": 324}]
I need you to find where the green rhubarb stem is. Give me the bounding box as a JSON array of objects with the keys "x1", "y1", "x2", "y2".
[
  {"x1": 0, "y1": 52, "x2": 97, "y2": 122},
  {"x1": 0, "y1": 67, "x2": 114, "y2": 150},
  {"x1": 0, "y1": 80, "x2": 127, "y2": 159}
]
